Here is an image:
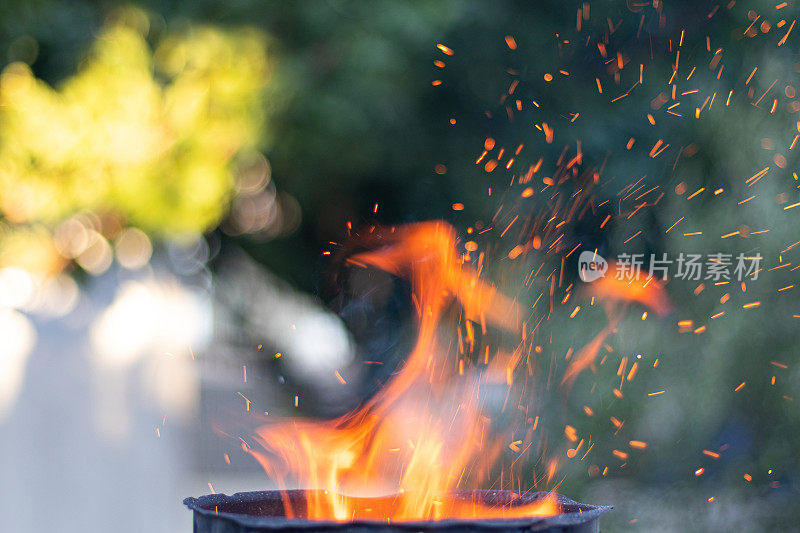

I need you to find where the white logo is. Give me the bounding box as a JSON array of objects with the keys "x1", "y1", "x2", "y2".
[{"x1": 578, "y1": 251, "x2": 607, "y2": 282}]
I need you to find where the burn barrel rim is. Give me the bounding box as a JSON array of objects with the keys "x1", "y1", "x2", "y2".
[{"x1": 183, "y1": 489, "x2": 612, "y2": 530}]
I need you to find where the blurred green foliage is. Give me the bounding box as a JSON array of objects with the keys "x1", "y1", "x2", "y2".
[{"x1": 0, "y1": 6, "x2": 268, "y2": 272}]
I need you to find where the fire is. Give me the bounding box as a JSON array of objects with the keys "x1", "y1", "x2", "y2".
[
  {"x1": 581, "y1": 266, "x2": 672, "y2": 316},
  {"x1": 562, "y1": 264, "x2": 671, "y2": 388},
  {"x1": 249, "y1": 221, "x2": 558, "y2": 521},
  {"x1": 247, "y1": 224, "x2": 669, "y2": 521}
]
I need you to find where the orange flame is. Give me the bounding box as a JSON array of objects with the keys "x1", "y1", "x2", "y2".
[
  {"x1": 581, "y1": 265, "x2": 672, "y2": 316},
  {"x1": 249, "y1": 221, "x2": 558, "y2": 521},
  {"x1": 562, "y1": 263, "x2": 671, "y2": 387}
]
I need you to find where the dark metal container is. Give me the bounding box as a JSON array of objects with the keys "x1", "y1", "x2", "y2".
[{"x1": 184, "y1": 489, "x2": 611, "y2": 532}]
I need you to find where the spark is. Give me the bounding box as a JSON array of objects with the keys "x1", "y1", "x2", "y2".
[
  {"x1": 624, "y1": 230, "x2": 642, "y2": 243},
  {"x1": 436, "y1": 44, "x2": 454, "y2": 55},
  {"x1": 778, "y1": 20, "x2": 795, "y2": 46},
  {"x1": 753, "y1": 79, "x2": 778, "y2": 107},
  {"x1": 237, "y1": 392, "x2": 252, "y2": 411},
  {"x1": 746, "y1": 167, "x2": 770, "y2": 186},
  {"x1": 744, "y1": 16, "x2": 761, "y2": 36},
  {"x1": 686, "y1": 187, "x2": 705, "y2": 200},
  {"x1": 665, "y1": 217, "x2": 684, "y2": 233}
]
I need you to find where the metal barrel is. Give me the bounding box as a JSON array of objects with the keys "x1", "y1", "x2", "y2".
[{"x1": 184, "y1": 490, "x2": 611, "y2": 533}]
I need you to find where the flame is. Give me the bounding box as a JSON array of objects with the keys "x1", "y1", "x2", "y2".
[
  {"x1": 562, "y1": 263, "x2": 671, "y2": 387},
  {"x1": 249, "y1": 221, "x2": 558, "y2": 521},
  {"x1": 581, "y1": 265, "x2": 672, "y2": 316}
]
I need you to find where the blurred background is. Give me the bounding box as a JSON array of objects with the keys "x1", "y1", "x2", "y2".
[{"x1": 0, "y1": 0, "x2": 797, "y2": 531}]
